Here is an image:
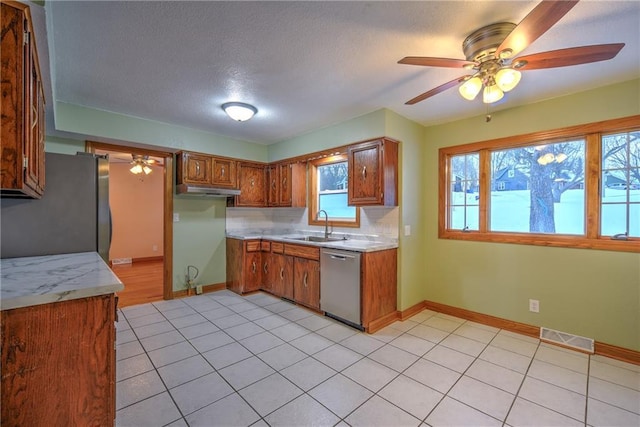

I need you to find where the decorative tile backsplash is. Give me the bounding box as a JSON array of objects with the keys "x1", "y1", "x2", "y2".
[{"x1": 226, "y1": 207, "x2": 399, "y2": 240}]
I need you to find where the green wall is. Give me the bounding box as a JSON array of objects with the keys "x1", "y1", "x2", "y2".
[
  {"x1": 267, "y1": 109, "x2": 387, "y2": 162},
  {"x1": 383, "y1": 110, "x2": 427, "y2": 311},
  {"x1": 423, "y1": 79, "x2": 640, "y2": 350},
  {"x1": 54, "y1": 102, "x2": 268, "y2": 161},
  {"x1": 172, "y1": 197, "x2": 228, "y2": 290},
  {"x1": 44, "y1": 135, "x2": 85, "y2": 154},
  {"x1": 45, "y1": 78, "x2": 640, "y2": 350},
  {"x1": 47, "y1": 102, "x2": 268, "y2": 292}
]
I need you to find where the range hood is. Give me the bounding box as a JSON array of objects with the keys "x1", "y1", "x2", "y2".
[{"x1": 175, "y1": 184, "x2": 240, "y2": 197}]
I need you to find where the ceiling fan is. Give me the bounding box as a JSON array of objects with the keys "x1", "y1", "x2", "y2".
[
  {"x1": 399, "y1": 0, "x2": 625, "y2": 105},
  {"x1": 129, "y1": 154, "x2": 156, "y2": 175}
]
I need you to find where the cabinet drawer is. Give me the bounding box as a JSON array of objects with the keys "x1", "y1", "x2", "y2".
[
  {"x1": 245, "y1": 240, "x2": 261, "y2": 252},
  {"x1": 271, "y1": 242, "x2": 284, "y2": 254},
  {"x1": 284, "y1": 244, "x2": 320, "y2": 261},
  {"x1": 261, "y1": 241, "x2": 272, "y2": 251}
]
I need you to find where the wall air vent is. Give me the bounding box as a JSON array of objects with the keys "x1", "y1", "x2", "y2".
[{"x1": 540, "y1": 327, "x2": 594, "y2": 353}]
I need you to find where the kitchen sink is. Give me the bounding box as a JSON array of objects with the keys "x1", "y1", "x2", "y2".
[{"x1": 286, "y1": 236, "x2": 344, "y2": 243}]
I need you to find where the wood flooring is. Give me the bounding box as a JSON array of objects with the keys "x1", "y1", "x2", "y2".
[{"x1": 111, "y1": 260, "x2": 164, "y2": 308}]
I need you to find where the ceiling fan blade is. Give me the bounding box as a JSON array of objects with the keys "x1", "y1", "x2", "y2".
[
  {"x1": 497, "y1": 0, "x2": 579, "y2": 58},
  {"x1": 405, "y1": 76, "x2": 468, "y2": 105},
  {"x1": 513, "y1": 43, "x2": 625, "y2": 70},
  {"x1": 398, "y1": 56, "x2": 475, "y2": 69}
]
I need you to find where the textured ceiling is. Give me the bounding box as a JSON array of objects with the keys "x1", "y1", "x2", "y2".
[{"x1": 39, "y1": 1, "x2": 640, "y2": 145}]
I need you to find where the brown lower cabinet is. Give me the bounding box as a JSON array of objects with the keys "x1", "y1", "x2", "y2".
[
  {"x1": 293, "y1": 257, "x2": 320, "y2": 310},
  {"x1": 1, "y1": 294, "x2": 117, "y2": 426},
  {"x1": 226, "y1": 238, "x2": 262, "y2": 294},
  {"x1": 269, "y1": 253, "x2": 293, "y2": 300},
  {"x1": 226, "y1": 238, "x2": 397, "y2": 330}
]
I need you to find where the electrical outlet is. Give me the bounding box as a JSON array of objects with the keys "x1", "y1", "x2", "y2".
[
  {"x1": 152, "y1": 245, "x2": 158, "y2": 252},
  {"x1": 196, "y1": 285, "x2": 203, "y2": 295},
  {"x1": 173, "y1": 213, "x2": 180, "y2": 222},
  {"x1": 529, "y1": 299, "x2": 540, "y2": 313},
  {"x1": 404, "y1": 225, "x2": 411, "y2": 236}
]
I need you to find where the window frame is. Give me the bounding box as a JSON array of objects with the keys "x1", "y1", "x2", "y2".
[
  {"x1": 438, "y1": 115, "x2": 640, "y2": 253},
  {"x1": 308, "y1": 154, "x2": 360, "y2": 228}
]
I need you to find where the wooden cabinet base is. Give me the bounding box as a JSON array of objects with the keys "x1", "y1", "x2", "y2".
[
  {"x1": 361, "y1": 249, "x2": 398, "y2": 332},
  {"x1": 1, "y1": 295, "x2": 117, "y2": 426}
]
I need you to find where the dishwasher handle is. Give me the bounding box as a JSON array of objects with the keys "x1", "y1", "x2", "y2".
[{"x1": 322, "y1": 250, "x2": 357, "y2": 260}]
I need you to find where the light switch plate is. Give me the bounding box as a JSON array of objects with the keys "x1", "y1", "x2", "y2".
[
  {"x1": 173, "y1": 213, "x2": 180, "y2": 222},
  {"x1": 404, "y1": 225, "x2": 411, "y2": 236}
]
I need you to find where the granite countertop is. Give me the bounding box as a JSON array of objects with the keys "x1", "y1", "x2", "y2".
[
  {"x1": 226, "y1": 231, "x2": 398, "y2": 253},
  {"x1": 1, "y1": 252, "x2": 124, "y2": 311}
]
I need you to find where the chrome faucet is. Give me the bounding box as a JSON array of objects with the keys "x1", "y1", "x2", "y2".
[{"x1": 317, "y1": 210, "x2": 331, "y2": 238}]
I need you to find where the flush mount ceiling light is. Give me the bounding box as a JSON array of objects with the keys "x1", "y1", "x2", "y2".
[
  {"x1": 130, "y1": 154, "x2": 153, "y2": 175},
  {"x1": 222, "y1": 102, "x2": 258, "y2": 122}
]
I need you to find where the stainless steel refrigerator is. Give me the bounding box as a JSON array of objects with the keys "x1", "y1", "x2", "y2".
[{"x1": 1, "y1": 152, "x2": 111, "y2": 262}]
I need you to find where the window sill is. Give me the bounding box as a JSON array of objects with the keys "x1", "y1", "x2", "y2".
[{"x1": 439, "y1": 230, "x2": 640, "y2": 253}]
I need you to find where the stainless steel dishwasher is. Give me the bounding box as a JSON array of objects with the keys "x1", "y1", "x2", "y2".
[{"x1": 320, "y1": 248, "x2": 363, "y2": 330}]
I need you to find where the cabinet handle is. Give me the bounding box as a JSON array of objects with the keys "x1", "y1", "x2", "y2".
[
  {"x1": 282, "y1": 176, "x2": 287, "y2": 188},
  {"x1": 196, "y1": 161, "x2": 200, "y2": 176},
  {"x1": 303, "y1": 272, "x2": 308, "y2": 287},
  {"x1": 221, "y1": 166, "x2": 225, "y2": 177},
  {"x1": 280, "y1": 267, "x2": 284, "y2": 279},
  {"x1": 264, "y1": 262, "x2": 268, "y2": 274},
  {"x1": 32, "y1": 104, "x2": 38, "y2": 128},
  {"x1": 250, "y1": 177, "x2": 255, "y2": 187},
  {"x1": 271, "y1": 179, "x2": 276, "y2": 190},
  {"x1": 252, "y1": 261, "x2": 256, "y2": 274},
  {"x1": 362, "y1": 166, "x2": 367, "y2": 179}
]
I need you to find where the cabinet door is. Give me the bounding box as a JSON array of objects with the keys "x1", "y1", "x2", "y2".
[
  {"x1": 348, "y1": 140, "x2": 381, "y2": 205},
  {"x1": 267, "y1": 164, "x2": 279, "y2": 206},
  {"x1": 236, "y1": 163, "x2": 267, "y2": 207},
  {"x1": 0, "y1": 3, "x2": 43, "y2": 199},
  {"x1": 271, "y1": 254, "x2": 293, "y2": 299},
  {"x1": 1, "y1": 295, "x2": 116, "y2": 426},
  {"x1": 24, "y1": 30, "x2": 40, "y2": 193},
  {"x1": 36, "y1": 77, "x2": 45, "y2": 193},
  {"x1": 278, "y1": 163, "x2": 292, "y2": 206},
  {"x1": 293, "y1": 258, "x2": 320, "y2": 310},
  {"x1": 182, "y1": 153, "x2": 212, "y2": 185},
  {"x1": 225, "y1": 238, "x2": 244, "y2": 294},
  {"x1": 212, "y1": 158, "x2": 237, "y2": 188},
  {"x1": 244, "y1": 251, "x2": 262, "y2": 292}
]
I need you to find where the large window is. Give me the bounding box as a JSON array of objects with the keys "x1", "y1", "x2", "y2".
[
  {"x1": 439, "y1": 116, "x2": 640, "y2": 252},
  {"x1": 309, "y1": 155, "x2": 360, "y2": 227}
]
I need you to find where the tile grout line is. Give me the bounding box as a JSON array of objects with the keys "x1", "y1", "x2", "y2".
[{"x1": 118, "y1": 291, "x2": 636, "y2": 426}]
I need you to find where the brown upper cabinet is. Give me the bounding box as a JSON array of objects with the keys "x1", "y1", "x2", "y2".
[
  {"x1": 268, "y1": 162, "x2": 306, "y2": 207},
  {"x1": 176, "y1": 151, "x2": 237, "y2": 188},
  {"x1": 1, "y1": 1, "x2": 46, "y2": 199},
  {"x1": 234, "y1": 162, "x2": 267, "y2": 207},
  {"x1": 348, "y1": 138, "x2": 399, "y2": 206},
  {"x1": 212, "y1": 157, "x2": 237, "y2": 188}
]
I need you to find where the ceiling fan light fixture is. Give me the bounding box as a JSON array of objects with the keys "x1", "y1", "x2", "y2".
[
  {"x1": 459, "y1": 76, "x2": 483, "y2": 100},
  {"x1": 130, "y1": 154, "x2": 154, "y2": 175},
  {"x1": 483, "y1": 83, "x2": 504, "y2": 104},
  {"x1": 222, "y1": 102, "x2": 258, "y2": 122},
  {"x1": 495, "y1": 68, "x2": 522, "y2": 92}
]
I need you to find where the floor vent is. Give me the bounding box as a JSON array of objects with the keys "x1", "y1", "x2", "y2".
[
  {"x1": 112, "y1": 258, "x2": 132, "y2": 265},
  {"x1": 540, "y1": 327, "x2": 594, "y2": 353}
]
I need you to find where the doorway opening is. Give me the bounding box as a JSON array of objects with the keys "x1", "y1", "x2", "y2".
[{"x1": 86, "y1": 141, "x2": 174, "y2": 307}]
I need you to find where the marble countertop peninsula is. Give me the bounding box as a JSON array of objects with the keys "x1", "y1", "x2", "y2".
[
  {"x1": 1, "y1": 252, "x2": 124, "y2": 311},
  {"x1": 226, "y1": 229, "x2": 398, "y2": 253}
]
